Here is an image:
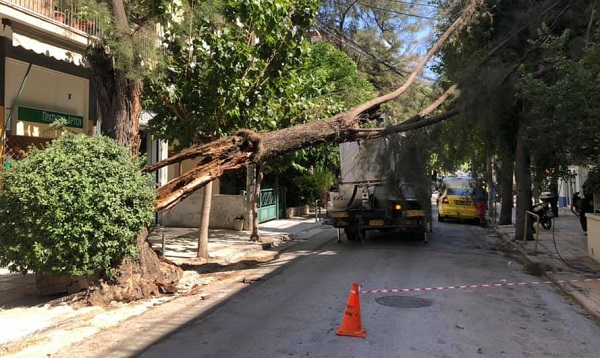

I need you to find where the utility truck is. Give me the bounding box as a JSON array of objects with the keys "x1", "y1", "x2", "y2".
[{"x1": 325, "y1": 140, "x2": 428, "y2": 243}]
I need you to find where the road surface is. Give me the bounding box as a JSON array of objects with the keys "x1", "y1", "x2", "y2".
[{"x1": 136, "y1": 220, "x2": 600, "y2": 358}]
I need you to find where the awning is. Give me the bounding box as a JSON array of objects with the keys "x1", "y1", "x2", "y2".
[{"x1": 12, "y1": 32, "x2": 86, "y2": 66}]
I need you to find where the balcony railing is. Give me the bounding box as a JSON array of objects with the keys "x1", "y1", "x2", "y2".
[{"x1": 6, "y1": 0, "x2": 103, "y2": 37}]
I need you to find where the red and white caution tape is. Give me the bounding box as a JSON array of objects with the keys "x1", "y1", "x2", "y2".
[{"x1": 361, "y1": 278, "x2": 600, "y2": 295}]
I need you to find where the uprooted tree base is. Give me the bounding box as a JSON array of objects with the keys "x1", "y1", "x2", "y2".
[{"x1": 85, "y1": 230, "x2": 182, "y2": 306}]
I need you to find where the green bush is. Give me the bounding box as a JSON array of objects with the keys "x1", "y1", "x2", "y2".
[
  {"x1": 584, "y1": 167, "x2": 600, "y2": 195},
  {"x1": 294, "y1": 168, "x2": 334, "y2": 205},
  {"x1": 0, "y1": 133, "x2": 155, "y2": 279}
]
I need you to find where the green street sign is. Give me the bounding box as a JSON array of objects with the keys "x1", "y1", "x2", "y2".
[{"x1": 18, "y1": 106, "x2": 84, "y2": 129}]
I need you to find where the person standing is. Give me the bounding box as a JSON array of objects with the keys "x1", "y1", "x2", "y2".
[
  {"x1": 472, "y1": 181, "x2": 489, "y2": 227},
  {"x1": 575, "y1": 191, "x2": 593, "y2": 233}
]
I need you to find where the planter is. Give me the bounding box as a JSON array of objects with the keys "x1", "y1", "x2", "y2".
[
  {"x1": 54, "y1": 11, "x2": 66, "y2": 24},
  {"x1": 286, "y1": 207, "x2": 296, "y2": 218},
  {"x1": 35, "y1": 272, "x2": 94, "y2": 296},
  {"x1": 301, "y1": 205, "x2": 311, "y2": 216},
  {"x1": 233, "y1": 218, "x2": 244, "y2": 231},
  {"x1": 75, "y1": 20, "x2": 95, "y2": 33}
]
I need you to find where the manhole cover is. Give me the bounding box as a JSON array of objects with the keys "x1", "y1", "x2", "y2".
[{"x1": 375, "y1": 295, "x2": 433, "y2": 308}]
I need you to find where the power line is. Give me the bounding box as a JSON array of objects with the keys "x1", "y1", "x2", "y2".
[
  {"x1": 381, "y1": 0, "x2": 440, "y2": 9},
  {"x1": 317, "y1": 20, "x2": 438, "y2": 83},
  {"x1": 317, "y1": 21, "x2": 407, "y2": 78},
  {"x1": 356, "y1": 2, "x2": 440, "y2": 21}
]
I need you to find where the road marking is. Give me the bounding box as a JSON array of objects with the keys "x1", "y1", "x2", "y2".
[{"x1": 361, "y1": 278, "x2": 600, "y2": 294}]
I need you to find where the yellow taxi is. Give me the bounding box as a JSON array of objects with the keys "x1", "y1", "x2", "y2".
[{"x1": 437, "y1": 186, "x2": 478, "y2": 222}]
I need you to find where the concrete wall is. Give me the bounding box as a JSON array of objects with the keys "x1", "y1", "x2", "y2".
[
  {"x1": 160, "y1": 191, "x2": 245, "y2": 229},
  {"x1": 587, "y1": 214, "x2": 600, "y2": 264}
]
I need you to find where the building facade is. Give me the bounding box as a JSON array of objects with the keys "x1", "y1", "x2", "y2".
[
  {"x1": 0, "y1": 0, "x2": 96, "y2": 161},
  {"x1": 0, "y1": 0, "x2": 168, "y2": 176}
]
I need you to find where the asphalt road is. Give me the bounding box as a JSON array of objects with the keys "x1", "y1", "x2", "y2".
[{"x1": 136, "y1": 220, "x2": 600, "y2": 358}]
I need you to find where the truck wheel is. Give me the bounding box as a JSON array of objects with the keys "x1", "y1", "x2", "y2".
[{"x1": 344, "y1": 228, "x2": 359, "y2": 241}]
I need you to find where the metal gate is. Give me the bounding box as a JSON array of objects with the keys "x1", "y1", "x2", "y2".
[{"x1": 258, "y1": 188, "x2": 278, "y2": 223}]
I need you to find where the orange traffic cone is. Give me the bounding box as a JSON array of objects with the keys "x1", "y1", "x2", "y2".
[{"x1": 336, "y1": 282, "x2": 366, "y2": 338}]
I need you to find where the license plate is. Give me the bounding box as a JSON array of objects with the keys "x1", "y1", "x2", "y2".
[
  {"x1": 455, "y1": 200, "x2": 471, "y2": 206},
  {"x1": 369, "y1": 220, "x2": 384, "y2": 226},
  {"x1": 403, "y1": 210, "x2": 424, "y2": 217}
]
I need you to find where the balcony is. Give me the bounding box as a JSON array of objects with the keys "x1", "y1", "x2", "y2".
[{"x1": 3, "y1": 0, "x2": 102, "y2": 37}]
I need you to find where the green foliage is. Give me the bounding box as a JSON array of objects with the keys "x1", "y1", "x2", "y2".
[
  {"x1": 266, "y1": 145, "x2": 339, "y2": 207},
  {"x1": 262, "y1": 43, "x2": 375, "y2": 183},
  {"x1": 0, "y1": 134, "x2": 155, "y2": 279},
  {"x1": 262, "y1": 43, "x2": 374, "y2": 185},
  {"x1": 584, "y1": 168, "x2": 600, "y2": 195},
  {"x1": 318, "y1": 0, "x2": 433, "y2": 90},
  {"x1": 143, "y1": 2, "x2": 374, "y2": 201},
  {"x1": 269, "y1": 43, "x2": 377, "y2": 128},
  {"x1": 144, "y1": 0, "x2": 320, "y2": 148},
  {"x1": 517, "y1": 24, "x2": 600, "y2": 168},
  {"x1": 293, "y1": 167, "x2": 335, "y2": 205},
  {"x1": 436, "y1": 0, "x2": 600, "y2": 180}
]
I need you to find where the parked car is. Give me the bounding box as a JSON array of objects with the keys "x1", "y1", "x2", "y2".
[{"x1": 437, "y1": 186, "x2": 478, "y2": 223}]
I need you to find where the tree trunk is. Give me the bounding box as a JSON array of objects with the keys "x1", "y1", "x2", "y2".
[
  {"x1": 250, "y1": 164, "x2": 264, "y2": 242},
  {"x1": 87, "y1": 229, "x2": 182, "y2": 305},
  {"x1": 498, "y1": 154, "x2": 515, "y2": 225},
  {"x1": 514, "y1": 121, "x2": 532, "y2": 241},
  {"x1": 197, "y1": 181, "x2": 213, "y2": 259},
  {"x1": 87, "y1": 45, "x2": 142, "y2": 155},
  {"x1": 86, "y1": 41, "x2": 175, "y2": 304},
  {"x1": 244, "y1": 164, "x2": 255, "y2": 231}
]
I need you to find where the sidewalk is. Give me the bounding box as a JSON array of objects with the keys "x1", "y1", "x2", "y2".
[
  {"x1": 493, "y1": 208, "x2": 600, "y2": 321},
  {"x1": 0, "y1": 215, "x2": 327, "y2": 351}
]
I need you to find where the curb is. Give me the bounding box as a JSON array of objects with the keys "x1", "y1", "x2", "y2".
[
  {"x1": 546, "y1": 273, "x2": 600, "y2": 323},
  {"x1": 494, "y1": 226, "x2": 600, "y2": 323}
]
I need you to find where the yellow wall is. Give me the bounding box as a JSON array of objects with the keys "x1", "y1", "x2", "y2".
[{"x1": 4, "y1": 58, "x2": 90, "y2": 138}]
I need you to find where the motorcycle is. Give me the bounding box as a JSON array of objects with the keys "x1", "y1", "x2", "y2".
[{"x1": 532, "y1": 201, "x2": 553, "y2": 229}]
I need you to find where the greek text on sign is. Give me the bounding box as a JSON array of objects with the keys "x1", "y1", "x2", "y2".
[{"x1": 18, "y1": 106, "x2": 84, "y2": 129}]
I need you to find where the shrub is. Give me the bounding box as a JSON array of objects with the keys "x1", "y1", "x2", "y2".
[
  {"x1": 294, "y1": 168, "x2": 334, "y2": 205},
  {"x1": 584, "y1": 167, "x2": 600, "y2": 195},
  {"x1": 0, "y1": 133, "x2": 155, "y2": 279}
]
